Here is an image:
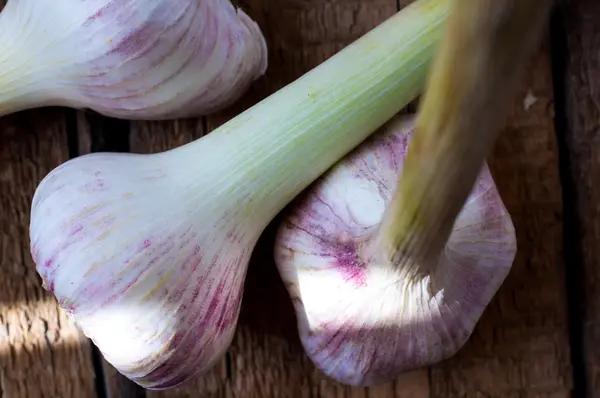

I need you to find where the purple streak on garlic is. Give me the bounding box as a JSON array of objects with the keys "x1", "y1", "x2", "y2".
[
  {"x1": 29, "y1": 153, "x2": 252, "y2": 389},
  {"x1": 274, "y1": 114, "x2": 517, "y2": 386},
  {"x1": 0, "y1": 0, "x2": 267, "y2": 119}
]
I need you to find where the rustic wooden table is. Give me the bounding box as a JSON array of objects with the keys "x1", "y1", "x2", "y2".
[{"x1": 1, "y1": 0, "x2": 598, "y2": 396}]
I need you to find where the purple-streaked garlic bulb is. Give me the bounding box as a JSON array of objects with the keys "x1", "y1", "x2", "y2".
[
  {"x1": 0, "y1": 0, "x2": 267, "y2": 119},
  {"x1": 30, "y1": 152, "x2": 253, "y2": 390},
  {"x1": 274, "y1": 114, "x2": 517, "y2": 386}
]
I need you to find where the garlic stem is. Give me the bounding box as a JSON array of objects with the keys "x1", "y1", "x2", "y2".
[
  {"x1": 169, "y1": 0, "x2": 451, "y2": 227},
  {"x1": 377, "y1": 0, "x2": 553, "y2": 275}
]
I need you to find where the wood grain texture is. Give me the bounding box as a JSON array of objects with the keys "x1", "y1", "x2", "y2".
[
  {"x1": 559, "y1": 0, "x2": 600, "y2": 395},
  {"x1": 0, "y1": 108, "x2": 98, "y2": 398},
  {"x1": 430, "y1": 40, "x2": 574, "y2": 397}
]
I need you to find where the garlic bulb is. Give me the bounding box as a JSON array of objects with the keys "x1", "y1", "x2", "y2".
[
  {"x1": 29, "y1": 0, "x2": 452, "y2": 389},
  {"x1": 273, "y1": 0, "x2": 550, "y2": 387},
  {"x1": 31, "y1": 152, "x2": 252, "y2": 390},
  {"x1": 273, "y1": 114, "x2": 517, "y2": 386},
  {"x1": 0, "y1": 0, "x2": 267, "y2": 119}
]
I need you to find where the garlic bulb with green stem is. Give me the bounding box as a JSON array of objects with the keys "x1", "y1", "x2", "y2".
[
  {"x1": 0, "y1": 0, "x2": 267, "y2": 119},
  {"x1": 273, "y1": 0, "x2": 552, "y2": 386},
  {"x1": 29, "y1": 0, "x2": 451, "y2": 390}
]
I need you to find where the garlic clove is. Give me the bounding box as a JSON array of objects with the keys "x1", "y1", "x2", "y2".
[
  {"x1": 0, "y1": 0, "x2": 267, "y2": 119},
  {"x1": 274, "y1": 114, "x2": 517, "y2": 386}
]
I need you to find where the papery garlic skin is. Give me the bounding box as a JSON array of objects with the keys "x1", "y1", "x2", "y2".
[
  {"x1": 29, "y1": 152, "x2": 258, "y2": 389},
  {"x1": 0, "y1": 0, "x2": 267, "y2": 119},
  {"x1": 274, "y1": 114, "x2": 517, "y2": 386}
]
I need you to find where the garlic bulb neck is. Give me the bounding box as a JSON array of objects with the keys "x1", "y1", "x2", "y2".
[
  {"x1": 0, "y1": 0, "x2": 268, "y2": 119},
  {"x1": 30, "y1": 0, "x2": 451, "y2": 390},
  {"x1": 274, "y1": 115, "x2": 517, "y2": 386}
]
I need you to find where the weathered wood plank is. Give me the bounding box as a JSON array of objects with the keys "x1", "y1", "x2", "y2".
[
  {"x1": 429, "y1": 40, "x2": 574, "y2": 397},
  {"x1": 558, "y1": 0, "x2": 600, "y2": 395},
  {"x1": 0, "y1": 108, "x2": 98, "y2": 397}
]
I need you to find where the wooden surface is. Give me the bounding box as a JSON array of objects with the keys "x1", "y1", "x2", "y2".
[
  {"x1": 557, "y1": 0, "x2": 600, "y2": 396},
  {"x1": 1, "y1": 0, "x2": 599, "y2": 396},
  {"x1": 0, "y1": 108, "x2": 99, "y2": 397}
]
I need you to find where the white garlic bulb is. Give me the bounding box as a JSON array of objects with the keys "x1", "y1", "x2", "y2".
[
  {"x1": 0, "y1": 0, "x2": 267, "y2": 119},
  {"x1": 30, "y1": 151, "x2": 255, "y2": 389},
  {"x1": 274, "y1": 114, "x2": 517, "y2": 386}
]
